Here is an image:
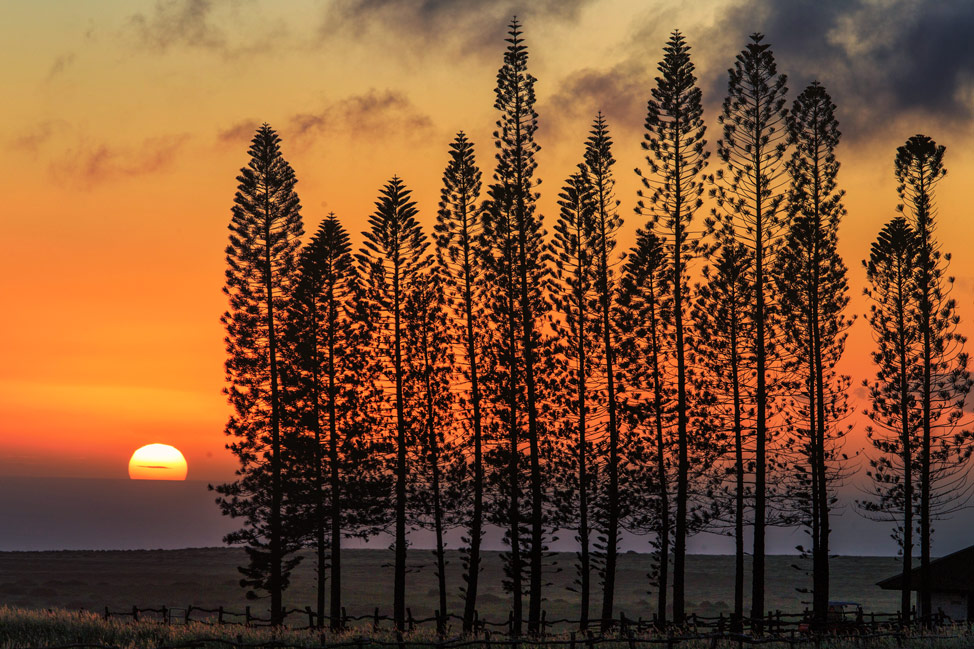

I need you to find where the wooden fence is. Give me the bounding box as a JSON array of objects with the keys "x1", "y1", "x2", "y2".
[{"x1": 100, "y1": 605, "x2": 957, "y2": 636}]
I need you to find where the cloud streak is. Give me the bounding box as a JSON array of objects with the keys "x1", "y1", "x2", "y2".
[
  {"x1": 322, "y1": 0, "x2": 598, "y2": 58},
  {"x1": 51, "y1": 134, "x2": 191, "y2": 187}
]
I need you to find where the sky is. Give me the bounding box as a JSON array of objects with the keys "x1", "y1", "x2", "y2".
[{"x1": 2, "y1": 0, "x2": 974, "y2": 549}]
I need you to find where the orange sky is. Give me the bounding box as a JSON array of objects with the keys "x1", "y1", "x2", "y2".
[{"x1": 2, "y1": 0, "x2": 973, "y2": 482}]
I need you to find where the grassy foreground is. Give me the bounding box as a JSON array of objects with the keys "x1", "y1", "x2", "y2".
[
  {"x1": 0, "y1": 549, "x2": 907, "y2": 622},
  {"x1": 2, "y1": 606, "x2": 974, "y2": 649}
]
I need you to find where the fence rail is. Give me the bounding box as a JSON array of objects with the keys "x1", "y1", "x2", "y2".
[
  {"x1": 8, "y1": 629, "x2": 973, "y2": 649},
  {"x1": 99, "y1": 605, "x2": 957, "y2": 636}
]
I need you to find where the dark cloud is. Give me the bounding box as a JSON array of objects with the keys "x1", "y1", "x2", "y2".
[
  {"x1": 545, "y1": 61, "x2": 651, "y2": 137},
  {"x1": 322, "y1": 0, "x2": 597, "y2": 58},
  {"x1": 545, "y1": 1, "x2": 973, "y2": 145},
  {"x1": 127, "y1": 0, "x2": 226, "y2": 52},
  {"x1": 45, "y1": 53, "x2": 76, "y2": 82},
  {"x1": 51, "y1": 134, "x2": 191, "y2": 187},
  {"x1": 701, "y1": 0, "x2": 974, "y2": 140},
  {"x1": 284, "y1": 89, "x2": 434, "y2": 144}
]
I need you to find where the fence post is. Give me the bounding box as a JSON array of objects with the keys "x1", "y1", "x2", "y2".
[
  {"x1": 306, "y1": 605, "x2": 314, "y2": 628},
  {"x1": 508, "y1": 610, "x2": 515, "y2": 636},
  {"x1": 485, "y1": 628, "x2": 492, "y2": 649},
  {"x1": 185, "y1": 606, "x2": 193, "y2": 625},
  {"x1": 162, "y1": 605, "x2": 168, "y2": 624},
  {"x1": 218, "y1": 606, "x2": 225, "y2": 625},
  {"x1": 407, "y1": 607, "x2": 415, "y2": 632},
  {"x1": 621, "y1": 611, "x2": 629, "y2": 635},
  {"x1": 570, "y1": 631, "x2": 577, "y2": 649},
  {"x1": 541, "y1": 609, "x2": 547, "y2": 638},
  {"x1": 373, "y1": 606, "x2": 380, "y2": 632},
  {"x1": 245, "y1": 605, "x2": 251, "y2": 627},
  {"x1": 132, "y1": 606, "x2": 139, "y2": 622},
  {"x1": 104, "y1": 606, "x2": 109, "y2": 621},
  {"x1": 474, "y1": 609, "x2": 480, "y2": 634},
  {"x1": 717, "y1": 613, "x2": 725, "y2": 633},
  {"x1": 342, "y1": 606, "x2": 349, "y2": 631}
]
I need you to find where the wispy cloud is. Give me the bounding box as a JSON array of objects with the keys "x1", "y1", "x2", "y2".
[
  {"x1": 51, "y1": 134, "x2": 191, "y2": 187},
  {"x1": 11, "y1": 121, "x2": 68, "y2": 154},
  {"x1": 127, "y1": 0, "x2": 226, "y2": 52},
  {"x1": 45, "y1": 53, "x2": 76, "y2": 82},
  {"x1": 321, "y1": 0, "x2": 598, "y2": 59}
]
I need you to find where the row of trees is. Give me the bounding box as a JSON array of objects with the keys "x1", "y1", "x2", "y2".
[{"x1": 214, "y1": 21, "x2": 973, "y2": 634}]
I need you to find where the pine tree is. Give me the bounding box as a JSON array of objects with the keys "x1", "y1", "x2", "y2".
[
  {"x1": 708, "y1": 33, "x2": 789, "y2": 627},
  {"x1": 483, "y1": 17, "x2": 551, "y2": 634},
  {"x1": 584, "y1": 114, "x2": 625, "y2": 632},
  {"x1": 215, "y1": 123, "x2": 304, "y2": 626},
  {"x1": 434, "y1": 132, "x2": 486, "y2": 633},
  {"x1": 285, "y1": 214, "x2": 387, "y2": 630},
  {"x1": 692, "y1": 242, "x2": 754, "y2": 631},
  {"x1": 859, "y1": 216, "x2": 921, "y2": 623},
  {"x1": 549, "y1": 168, "x2": 599, "y2": 629},
  {"x1": 615, "y1": 229, "x2": 674, "y2": 624},
  {"x1": 635, "y1": 30, "x2": 709, "y2": 625},
  {"x1": 404, "y1": 267, "x2": 459, "y2": 635},
  {"x1": 774, "y1": 82, "x2": 853, "y2": 626},
  {"x1": 358, "y1": 177, "x2": 430, "y2": 632},
  {"x1": 893, "y1": 135, "x2": 973, "y2": 621}
]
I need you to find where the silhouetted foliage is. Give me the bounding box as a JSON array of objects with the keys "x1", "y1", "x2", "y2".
[
  {"x1": 434, "y1": 132, "x2": 487, "y2": 633},
  {"x1": 774, "y1": 82, "x2": 854, "y2": 626},
  {"x1": 214, "y1": 124, "x2": 305, "y2": 625},
  {"x1": 635, "y1": 30, "x2": 709, "y2": 625},
  {"x1": 284, "y1": 214, "x2": 389, "y2": 630},
  {"x1": 708, "y1": 33, "x2": 789, "y2": 627},
  {"x1": 357, "y1": 177, "x2": 430, "y2": 632}
]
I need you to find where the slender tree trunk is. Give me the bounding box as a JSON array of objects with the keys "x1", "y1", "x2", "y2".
[
  {"x1": 672, "y1": 143, "x2": 689, "y2": 627},
  {"x1": 896, "y1": 266, "x2": 913, "y2": 624},
  {"x1": 649, "y1": 296, "x2": 669, "y2": 626},
  {"x1": 576, "y1": 255, "x2": 590, "y2": 631},
  {"x1": 311, "y1": 312, "x2": 325, "y2": 628},
  {"x1": 731, "y1": 314, "x2": 745, "y2": 633},
  {"x1": 506, "y1": 272, "x2": 524, "y2": 636},
  {"x1": 263, "y1": 194, "x2": 284, "y2": 627},
  {"x1": 751, "y1": 112, "x2": 768, "y2": 634},
  {"x1": 597, "y1": 172, "x2": 620, "y2": 633},
  {"x1": 393, "y1": 262, "x2": 408, "y2": 633},
  {"x1": 328, "y1": 310, "x2": 342, "y2": 632},
  {"x1": 461, "y1": 215, "x2": 485, "y2": 633},
  {"x1": 918, "y1": 171, "x2": 932, "y2": 624},
  {"x1": 421, "y1": 330, "x2": 448, "y2": 635}
]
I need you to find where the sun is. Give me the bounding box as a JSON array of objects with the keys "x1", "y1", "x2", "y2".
[{"x1": 128, "y1": 443, "x2": 188, "y2": 480}]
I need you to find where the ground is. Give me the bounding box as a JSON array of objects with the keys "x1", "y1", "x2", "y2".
[{"x1": 0, "y1": 549, "x2": 905, "y2": 625}]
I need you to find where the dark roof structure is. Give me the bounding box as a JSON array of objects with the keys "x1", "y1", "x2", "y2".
[{"x1": 878, "y1": 545, "x2": 974, "y2": 592}]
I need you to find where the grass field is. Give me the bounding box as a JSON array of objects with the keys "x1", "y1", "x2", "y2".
[{"x1": 0, "y1": 548, "x2": 908, "y2": 624}]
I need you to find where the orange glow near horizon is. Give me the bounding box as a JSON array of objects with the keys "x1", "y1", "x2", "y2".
[
  {"x1": 2, "y1": 1, "x2": 973, "y2": 484},
  {"x1": 128, "y1": 444, "x2": 188, "y2": 481}
]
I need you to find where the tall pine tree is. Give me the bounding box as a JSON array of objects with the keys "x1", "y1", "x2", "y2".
[
  {"x1": 215, "y1": 124, "x2": 304, "y2": 626},
  {"x1": 709, "y1": 34, "x2": 789, "y2": 626},
  {"x1": 358, "y1": 177, "x2": 430, "y2": 632},
  {"x1": 635, "y1": 30, "x2": 709, "y2": 625}
]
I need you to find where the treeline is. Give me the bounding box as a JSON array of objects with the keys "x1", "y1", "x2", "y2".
[{"x1": 213, "y1": 20, "x2": 974, "y2": 635}]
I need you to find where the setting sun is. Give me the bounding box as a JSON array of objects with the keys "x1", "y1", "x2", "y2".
[{"x1": 128, "y1": 444, "x2": 188, "y2": 481}]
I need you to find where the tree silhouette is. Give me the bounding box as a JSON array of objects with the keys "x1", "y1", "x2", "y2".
[
  {"x1": 215, "y1": 123, "x2": 305, "y2": 626},
  {"x1": 615, "y1": 228, "x2": 674, "y2": 624},
  {"x1": 404, "y1": 266, "x2": 460, "y2": 635},
  {"x1": 549, "y1": 167, "x2": 599, "y2": 629},
  {"x1": 284, "y1": 214, "x2": 387, "y2": 630},
  {"x1": 775, "y1": 82, "x2": 853, "y2": 626},
  {"x1": 635, "y1": 30, "x2": 709, "y2": 625},
  {"x1": 708, "y1": 33, "x2": 789, "y2": 627},
  {"x1": 893, "y1": 135, "x2": 972, "y2": 620},
  {"x1": 484, "y1": 17, "x2": 551, "y2": 634},
  {"x1": 434, "y1": 132, "x2": 486, "y2": 633},
  {"x1": 358, "y1": 177, "x2": 430, "y2": 632},
  {"x1": 692, "y1": 242, "x2": 753, "y2": 630},
  {"x1": 859, "y1": 216, "x2": 922, "y2": 623},
  {"x1": 583, "y1": 114, "x2": 625, "y2": 632}
]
